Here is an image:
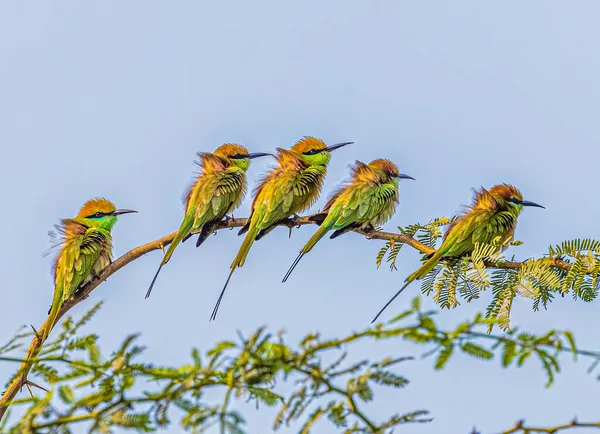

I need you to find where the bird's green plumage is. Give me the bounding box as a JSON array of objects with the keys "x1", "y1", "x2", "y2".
[
  {"x1": 239, "y1": 164, "x2": 328, "y2": 242},
  {"x1": 211, "y1": 137, "x2": 351, "y2": 320},
  {"x1": 371, "y1": 184, "x2": 544, "y2": 323},
  {"x1": 282, "y1": 159, "x2": 410, "y2": 282},
  {"x1": 146, "y1": 144, "x2": 269, "y2": 298},
  {"x1": 45, "y1": 198, "x2": 135, "y2": 341}
]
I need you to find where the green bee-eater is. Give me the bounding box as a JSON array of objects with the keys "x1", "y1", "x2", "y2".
[
  {"x1": 46, "y1": 198, "x2": 137, "y2": 340},
  {"x1": 145, "y1": 144, "x2": 271, "y2": 298},
  {"x1": 282, "y1": 158, "x2": 414, "y2": 282},
  {"x1": 210, "y1": 136, "x2": 352, "y2": 320},
  {"x1": 371, "y1": 183, "x2": 545, "y2": 323}
]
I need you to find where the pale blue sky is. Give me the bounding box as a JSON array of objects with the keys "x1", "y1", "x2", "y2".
[{"x1": 1, "y1": 2, "x2": 599, "y2": 433}]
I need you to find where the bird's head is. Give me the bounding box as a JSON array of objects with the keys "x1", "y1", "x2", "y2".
[
  {"x1": 75, "y1": 198, "x2": 137, "y2": 230},
  {"x1": 486, "y1": 184, "x2": 545, "y2": 212},
  {"x1": 213, "y1": 143, "x2": 272, "y2": 171},
  {"x1": 289, "y1": 136, "x2": 352, "y2": 167},
  {"x1": 367, "y1": 159, "x2": 415, "y2": 183}
]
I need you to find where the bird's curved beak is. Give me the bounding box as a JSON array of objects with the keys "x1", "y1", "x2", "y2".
[
  {"x1": 396, "y1": 173, "x2": 415, "y2": 180},
  {"x1": 112, "y1": 209, "x2": 138, "y2": 215},
  {"x1": 247, "y1": 152, "x2": 273, "y2": 159},
  {"x1": 519, "y1": 200, "x2": 545, "y2": 209},
  {"x1": 324, "y1": 141, "x2": 353, "y2": 152}
]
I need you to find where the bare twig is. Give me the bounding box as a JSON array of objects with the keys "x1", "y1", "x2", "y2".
[
  {"x1": 0, "y1": 214, "x2": 577, "y2": 420},
  {"x1": 499, "y1": 418, "x2": 600, "y2": 433}
]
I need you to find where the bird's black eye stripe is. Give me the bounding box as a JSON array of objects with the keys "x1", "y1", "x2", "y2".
[
  {"x1": 508, "y1": 198, "x2": 521, "y2": 204},
  {"x1": 303, "y1": 149, "x2": 322, "y2": 156},
  {"x1": 230, "y1": 154, "x2": 248, "y2": 159},
  {"x1": 86, "y1": 212, "x2": 107, "y2": 219}
]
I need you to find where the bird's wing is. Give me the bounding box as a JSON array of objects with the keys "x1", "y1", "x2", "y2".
[
  {"x1": 182, "y1": 153, "x2": 227, "y2": 207},
  {"x1": 191, "y1": 169, "x2": 246, "y2": 231},
  {"x1": 54, "y1": 227, "x2": 105, "y2": 302},
  {"x1": 439, "y1": 205, "x2": 517, "y2": 258},
  {"x1": 309, "y1": 161, "x2": 370, "y2": 222},
  {"x1": 438, "y1": 209, "x2": 494, "y2": 258},
  {"x1": 470, "y1": 210, "x2": 517, "y2": 247},
  {"x1": 211, "y1": 169, "x2": 246, "y2": 217},
  {"x1": 258, "y1": 166, "x2": 325, "y2": 229},
  {"x1": 323, "y1": 181, "x2": 398, "y2": 229}
]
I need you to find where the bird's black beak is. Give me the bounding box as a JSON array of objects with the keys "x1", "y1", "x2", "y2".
[
  {"x1": 112, "y1": 209, "x2": 138, "y2": 216},
  {"x1": 396, "y1": 173, "x2": 415, "y2": 180},
  {"x1": 247, "y1": 152, "x2": 273, "y2": 159},
  {"x1": 519, "y1": 200, "x2": 545, "y2": 209},
  {"x1": 324, "y1": 141, "x2": 353, "y2": 152}
]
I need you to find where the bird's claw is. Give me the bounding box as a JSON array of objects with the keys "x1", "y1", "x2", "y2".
[
  {"x1": 363, "y1": 225, "x2": 376, "y2": 239},
  {"x1": 283, "y1": 215, "x2": 302, "y2": 238},
  {"x1": 224, "y1": 214, "x2": 235, "y2": 229}
]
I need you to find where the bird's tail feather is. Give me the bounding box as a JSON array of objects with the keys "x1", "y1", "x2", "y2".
[
  {"x1": 282, "y1": 225, "x2": 330, "y2": 283},
  {"x1": 145, "y1": 217, "x2": 194, "y2": 299},
  {"x1": 371, "y1": 280, "x2": 411, "y2": 324},
  {"x1": 282, "y1": 252, "x2": 305, "y2": 283},
  {"x1": 210, "y1": 225, "x2": 259, "y2": 321},
  {"x1": 371, "y1": 248, "x2": 446, "y2": 324},
  {"x1": 405, "y1": 248, "x2": 446, "y2": 284},
  {"x1": 300, "y1": 225, "x2": 330, "y2": 254},
  {"x1": 232, "y1": 225, "x2": 259, "y2": 269},
  {"x1": 210, "y1": 267, "x2": 235, "y2": 321},
  {"x1": 43, "y1": 288, "x2": 63, "y2": 341}
]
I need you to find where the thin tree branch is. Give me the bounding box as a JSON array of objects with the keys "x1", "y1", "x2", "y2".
[
  {"x1": 0, "y1": 214, "x2": 578, "y2": 420},
  {"x1": 294, "y1": 367, "x2": 379, "y2": 431},
  {"x1": 495, "y1": 418, "x2": 600, "y2": 433}
]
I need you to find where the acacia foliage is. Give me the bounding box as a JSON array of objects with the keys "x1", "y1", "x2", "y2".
[
  {"x1": 1, "y1": 298, "x2": 598, "y2": 433},
  {"x1": 377, "y1": 217, "x2": 600, "y2": 330}
]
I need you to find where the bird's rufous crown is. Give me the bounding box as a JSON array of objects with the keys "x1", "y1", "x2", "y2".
[
  {"x1": 76, "y1": 198, "x2": 117, "y2": 218},
  {"x1": 213, "y1": 143, "x2": 250, "y2": 159},
  {"x1": 290, "y1": 136, "x2": 327, "y2": 154}
]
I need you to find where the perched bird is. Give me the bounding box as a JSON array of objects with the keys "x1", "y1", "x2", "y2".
[
  {"x1": 282, "y1": 159, "x2": 414, "y2": 283},
  {"x1": 45, "y1": 198, "x2": 137, "y2": 340},
  {"x1": 145, "y1": 144, "x2": 271, "y2": 298},
  {"x1": 210, "y1": 136, "x2": 352, "y2": 320},
  {"x1": 371, "y1": 184, "x2": 544, "y2": 323}
]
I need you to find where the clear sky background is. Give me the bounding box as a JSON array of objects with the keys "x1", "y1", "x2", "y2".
[{"x1": 0, "y1": 2, "x2": 598, "y2": 433}]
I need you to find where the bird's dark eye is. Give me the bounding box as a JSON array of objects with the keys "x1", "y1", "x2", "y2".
[
  {"x1": 303, "y1": 149, "x2": 321, "y2": 156},
  {"x1": 230, "y1": 154, "x2": 247, "y2": 159},
  {"x1": 508, "y1": 198, "x2": 521, "y2": 205}
]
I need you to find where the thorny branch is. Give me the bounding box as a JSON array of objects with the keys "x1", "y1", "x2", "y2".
[{"x1": 0, "y1": 214, "x2": 582, "y2": 420}]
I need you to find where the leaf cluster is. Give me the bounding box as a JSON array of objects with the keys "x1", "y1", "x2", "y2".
[
  {"x1": 1, "y1": 299, "x2": 599, "y2": 433},
  {"x1": 377, "y1": 218, "x2": 600, "y2": 330}
]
